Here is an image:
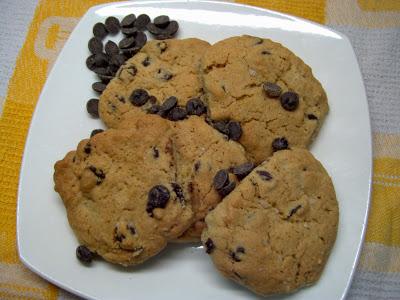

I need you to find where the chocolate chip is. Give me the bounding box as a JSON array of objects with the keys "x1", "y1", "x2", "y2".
[
  {"x1": 121, "y1": 26, "x2": 138, "y2": 36},
  {"x1": 168, "y1": 107, "x2": 187, "y2": 121},
  {"x1": 148, "y1": 96, "x2": 157, "y2": 104},
  {"x1": 157, "y1": 69, "x2": 173, "y2": 80},
  {"x1": 256, "y1": 170, "x2": 272, "y2": 181},
  {"x1": 135, "y1": 31, "x2": 147, "y2": 48},
  {"x1": 280, "y1": 91, "x2": 299, "y2": 111},
  {"x1": 213, "y1": 169, "x2": 229, "y2": 191},
  {"x1": 171, "y1": 183, "x2": 185, "y2": 204},
  {"x1": 121, "y1": 14, "x2": 136, "y2": 27},
  {"x1": 142, "y1": 57, "x2": 151, "y2": 66},
  {"x1": 236, "y1": 246, "x2": 245, "y2": 253},
  {"x1": 287, "y1": 205, "x2": 302, "y2": 219},
  {"x1": 160, "y1": 96, "x2": 177, "y2": 114},
  {"x1": 263, "y1": 82, "x2": 282, "y2": 98},
  {"x1": 205, "y1": 238, "x2": 215, "y2": 254},
  {"x1": 152, "y1": 146, "x2": 159, "y2": 158},
  {"x1": 186, "y1": 98, "x2": 206, "y2": 116},
  {"x1": 307, "y1": 114, "x2": 318, "y2": 120},
  {"x1": 227, "y1": 121, "x2": 242, "y2": 141},
  {"x1": 218, "y1": 181, "x2": 236, "y2": 197},
  {"x1": 148, "y1": 105, "x2": 161, "y2": 114},
  {"x1": 146, "y1": 185, "x2": 170, "y2": 216},
  {"x1": 94, "y1": 53, "x2": 109, "y2": 67},
  {"x1": 93, "y1": 22, "x2": 108, "y2": 39},
  {"x1": 86, "y1": 99, "x2": 99, "y2": 118},
  {"x1": 114, "y1": 229, "x2": 125, "y2": 242},
  {"x1": 232, "y1": 162, "x2": 255, "y2": 180},
  {"x1": 164, "y1": 20, "x2": 179, "y2": 36},
  {"x1": 129, "y1": 89, "x2": 149, "y2": 106},
  {"x1": 110, "y1": 54, "x2": 126, "y2": 67},
  {"x1": 97, "y1": 74, "x2": 113, "y2": 83},
  {"x1": 93, "y1": 67, "x2": 110, "y2": 76},
  {"x1": 154, "y1": 15, "x2": 170, "y2": 28},
  {"x1": 86, "y1": 54, "x2": 96, "y2": 70},
  {"x1": 213, "y1": 120, "x2": 229, "y2": 135},
  {"x1": 104, "y1": 40, "x2": 119, "y2": 56},
  {"x1": 76, "y1": 245, "x2": 94, "y2": 264},
  {"x1": 105, "y1": 16, "x2": 120, "y2": 35},
  {"x1": 147, "y1": 23, "x2": 163, "y2": 35},
  {"x1": 154, "y1": 33, "x2": 174, "y2": 40},
  {"x1": 92, "y1": 82, "x2": 107, "y2": 93},
  {"x1": 272, "y1": 137, "x2": 289, "y2": 151},
  {"x1": 157, "y1": 41, "x2": 167, "y2": 53},
  {"x1": 194, "y1": 161, "x2": 201, "y2": 172},
  {"x1": 127, "y1": 223, "x2": 136, "y2": 235},
  {"x1": 89, "y1": 166, "x2": 105, "y2": 180},
  {"x1": 84, "y1": 144, "x2": 91, "y2": 154},
  {"x1": 135, "y1": 14, "x2": 151, "y2": 30},
  {"x1": 88, "y1": 37, "x2": 103, "y2": 54},
  {"x1": 90, "y1": 129, "x2": 104, "y2": 137},
  {"x1": 230, "y1": 250, "x2": 241, "y2": 262},
  {"x1": 119, "y1": 37, "x2": 135, "y2": 49},
  {"x1": 120, "y1": 47, "x2": 141, "y2": 58},
  {"x1": 261, "y1": 50, "x2": 271, "y2": 55}
]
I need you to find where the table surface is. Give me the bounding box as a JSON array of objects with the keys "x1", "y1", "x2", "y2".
[{"x1": 0, "y1": 1, "x2": 399, "y2": 299}]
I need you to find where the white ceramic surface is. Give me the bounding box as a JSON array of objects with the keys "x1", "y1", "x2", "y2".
[{"x1": 17, "y1": 1, "x2": 372, "y2": 299}]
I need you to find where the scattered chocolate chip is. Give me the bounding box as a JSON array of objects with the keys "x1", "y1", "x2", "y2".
[
  {"x1": 256, "y1": 170, "x2": 272, "y2": 181},
  {"x1": 129, "y1": 89, "x2": 149, "y2": 106},
  {"x1": 218, "y1": 181, "x2": 236, "y2": 197},
  {"x1": 92, "y1": 82, "x2": 107, "y2": 93},
  {"x1": 84, "y1": 143, "x2": 91, "y2": 154},
  {"x1": 94, "y1": 53, "x2": 109, "y2": 67},
  {"x1": 154, "y1": 15, "x2": 170, "y2": 28},
  {"x1": 147, "y1": 185, "x2": 170, "y2": 216},
  {"x1": 157, "y1": 41, "x2": 167, "y2": 53},
  {"x1": 232, "y1": 162, "x2": 255, "y2": 180},
  {"x1": 121, "y1": 14, "x2": 136, "y2": 27},
  {"x1": 97, "y1": 74, "x2": 113, "y2": 83},
  {"x1": 147, "y1": 23, "x2": 163, "y2": 35},
  {"x1": 272, "y1": 137, "x2": 289, "y2": 151},
  {"x1": 142, "y1": 56, "x2": 151, "y2": 66},
  {"x1": 148, "y1": 105, "x2": 161, "y2": 114},
  {"x1": 213, "y1": 120, "x2": 229, "y2": 135},
  {"x1": 152, "y1": 146, "x2": 159, "y2": 158},
  {"x1": 135, "y1": 14, "x2": 151, "y2": 30},
  {"x1": 148, "y1": 96, "x2": 157, "y2": 104},
  {"x1": 88, "y1": 37, "x2": 103, "y2": 54},
  {"x1": 93, "y1": 22, "x2": 108, "y2": 39},
  {"x1": 105, "y1": 16, "x2": 120, "y2": 35},
  {"x1": 114, "y1": 229, "x2": 125, "y2": 242},
  {"x1": 119, "y1": 36, "x2": 135, "y2": 49},
  {"x1": 230, "y1": 250, "x2": 241, "y2": 262},
  {"x1": 76, "y1": 245, "x2": 94, "y2": 264},
  {"x1": 261, "y1": 50, "x2": 271, "y2": 55},
  {"x1": 157, "y1": 68, "x2": 173, "y2": 80},
  {"x1": 236, "y1": 246, "x2": 245, "y2": 253},
  {"x1": 280, "y1": 91, "x2": 299, "y2": 111},
  {"x1": 89, "y1": 166, "x2": 106, "y2": 181},
  {"x1": 90, "y1": 129, "x2": 104, "y2": 137},
  {"x1": 110, "y1": 54, "x2": 126, "y2": 67},
  {"x1": 194, "y1": 161, "x2": 201, "y2": 172},
  {"x1": 86, "y1": 99, "x2": 99, "y2": 118},
  {"x1": 160, "y1": 96, "x2": 177, "y2": 114},
  {"x1": 307, "y1": 114, "x2": 318, "y2": 120},
  {"x1": 121, "y1": 26, "x2": 138, "y2": 36},
  {"x1": 168, "y1": 107, "x2": 187, "y2": 121},
  {"x1": 227, "y1": 121, "x2": 242, "y2": 141},
  {"x1": 171, "y1": 183, "x2": 185, "y2": 204},
  {"x1": 135, "y1": 31, "x2": 147, "y2": 48},
  {"x1": 186, "y1": 98, "x2": 206, "y2": 116},
  {"x1": 263, "y1": 82, "x2": 282, "y2": 98},
  {"x1": 205, "y1": 238, "x2": 215, "y2": 254},
  {"x1": 127, "y1": 223, "x2": 136, "y2": 235},
  {"x1": 287, "y1": 205, "x2": 302, "y2": 219},
  {"x1": 164, "y1": 20, "x2": 179, "y2": 36},
  {"x1": 213, "y1": 169, "x2": 229, "y2": 191},
  {"x1": 93, "y1": 67, "x2": 110, "y2": 76},
  {"x1": 104, "y1": 40, "x2": 119, "y2": 56},
  {"x1": 86, "y1": 54, "x2": 96, "y2": 70}
]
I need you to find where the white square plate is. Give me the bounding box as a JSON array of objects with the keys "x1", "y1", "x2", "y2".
[{"x1": 17, "y1": 1, "x2": 372, "y2": 299}]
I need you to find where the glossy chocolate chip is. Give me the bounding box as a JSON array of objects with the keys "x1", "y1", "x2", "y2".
[
  {"x1": 92, "y1": 82, "x2": 107, "y2": 93},
  {"x1": 104, "y1": 40, "x2": 119, "y2": 56},
  {"x1": 86, "y1": 99, "x2": 99, "y2": 118},
  {"x1": 205, "y1": 238, "x2": 215, "y2": 254},
  {"x1": 272, "y1": 137, "x2": 289, "y2": 151},
  {"x1": 307, "y1": 114, "x2": 318, "y2": 120},
  {"x1": 256, "y1": 170, "x2": 272, "y2": 181},
  {"x1": 263, "y1": 82, "x2": 282, "y2": 98},
  {"x1": 121, "y1": 26, "x2": 138, "y2": 36},
  {"x1": 213, "y1": 120, "x2": 229, "y2": 135},
  {"x1": 218, "y1": 181, "x2": 236, "y2": 197},
  {"x1": 232, "y1": 162, "x2": 255, "y2": 180},
  {"x1": 280, "y1": 91, "x2": 299, "y2": 111},
  {"x1": 164, "y1": 20, "x2": 179, "y2": 36},
  {"x1": 90, "y1": 129, "x2": 104, "y2": 138},
  {"x1": 142, "y1": 56, "x2": 151, "y2": 66},
  {"x1": 97, "y1": 73, "x2": 113, "y2": 83},
  {"x1": 213, "y1": 169, "x2": 229, "y2": 191},
  {"x1": 135, "y1": 31, "x2": 147, "y2": 48},
  {"x1": 94, "y1": 53, "x2": 109, "y2": 67},
  {"x1": 86, "y1": 54, "x2": 96, "y2": 70},
  {"x1": 146, "y1": 185, "x2": 170, "y2": 216},
  {"x1": 160, "y1": 96, "x2": 177, "y2": 113},
  {"x1": 88, "y1": 37, "x2": 103, "y2": 54},
  {"x1": 227, "y1": 121, "x2": 242, "y2": 141},
  {"x1": 121, "y1": 14, "x2": 136, "y2": 27},
  {"x1": 76, "y1": 245, "x2": 94, "y2": 264},
  {"x1": 154, "y1": 15, "x2": 170, "y2": 28},
  {"x1": 105, "y1": 16, "x2": 120, "y2": 35},
  {"x1": 130, "y1": 89, "x2": 149, "y2": 106},
  {"x1": 110, "y1": 54, "x2": 126, "y2": 67},
  {"x1": 186, "y1": 98, "x2": 206, "y2": 116},
  {"x1": 171, "y1": 183, "x2": 185, "y2": 204},
  {"x1": 119, "y1": 37, "x2": 135, "y2": 49},
  {"x1": 135, "y1": 14, "x2": 151, "y2": 30},
  {"x1": 93, "y1": 22, "x2": 108, "y2": 39},
  {"x1": 168, "y1": 107, "x2": 187, "y2": 121},
  {"x1": 147, "y1": 23, "x2": 163, "y2": 35}
]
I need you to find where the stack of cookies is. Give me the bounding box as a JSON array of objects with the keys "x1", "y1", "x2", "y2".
[{"x1": 54, "y1": 34, "x2": 338, "y2": 296}]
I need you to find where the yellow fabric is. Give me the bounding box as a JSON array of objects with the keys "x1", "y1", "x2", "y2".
[{"x1": 0, "y1": 0, "x2": 399, "y2": 298}]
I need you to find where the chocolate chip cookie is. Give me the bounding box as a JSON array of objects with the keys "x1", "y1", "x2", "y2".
[
  {"x1": 54, "y1": 117, "x2": 193, "y2": 266},
  {"x1": 201, "y1": 148, "x2": 338, "y2": 295},
  {"x1": 201, "y1": 35, "x2": 328, "y2": 163},
  {"x1": 99, "y1": 38, "x2": 210, "y2": 128}
]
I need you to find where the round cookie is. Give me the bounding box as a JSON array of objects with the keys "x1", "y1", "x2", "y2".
[
  {"x1": 54, "y1": 117, "x2": 193, "y2": 266},
  {"x1": 201, "y1": 35, "x2": 328, "y2": 163},
  {"x1": 119, "y1": 112, "x2": 249, "y2": 241},
  {"x1": 99, "y1": 38, "x2": 210, "y2": 128},
  {"x1": 201, "y1": 148, "x2": 338, "y2": 295}
]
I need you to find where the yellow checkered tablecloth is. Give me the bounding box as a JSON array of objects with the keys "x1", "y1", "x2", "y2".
[{"x1": 0, "y1": 1, "x2": 399, "y2": 299}]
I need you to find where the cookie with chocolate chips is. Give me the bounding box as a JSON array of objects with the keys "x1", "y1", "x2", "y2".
[
  {"x1": 201, "y1": 35, "x2": 328, "y2": 163},
  {"x1": 99, "y1": 38, "x2": 210, "y2": 128},
  {"x1": 53, "y1": 116, "x2": 194, "y2": 266},
  {"x1": 201, "y1": 148, "x2": 338, "y2": 295}
]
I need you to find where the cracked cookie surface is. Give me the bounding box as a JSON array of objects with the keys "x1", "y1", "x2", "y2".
[
  {"x1": 201, "y1": 35, "x2": 328, "y2": 163},
  {"x1": 201, "y1": 148, "x2": 338, "y2": 295},
  {"x1": 54, "y1": 117, "x2": 193, "y2": 266},
  {"x1": 99, "y1": 38, "x2": 210, "y2": 128}
]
